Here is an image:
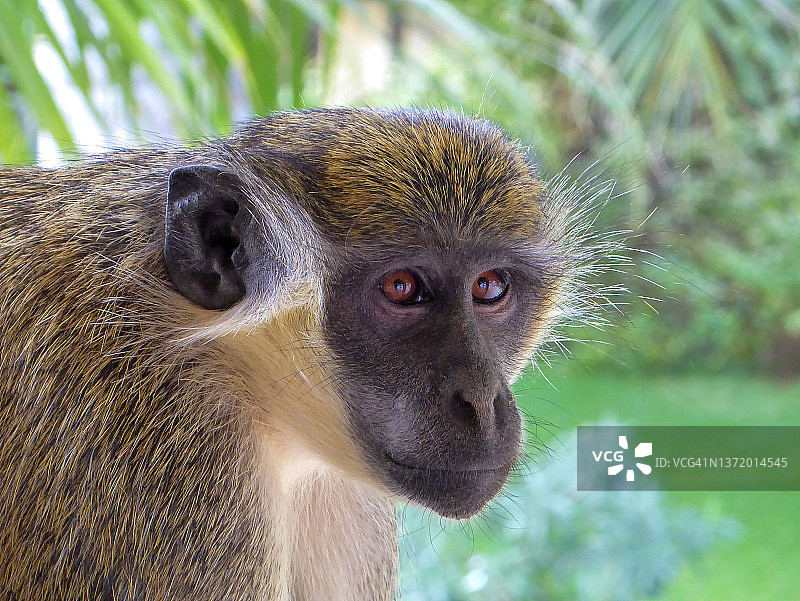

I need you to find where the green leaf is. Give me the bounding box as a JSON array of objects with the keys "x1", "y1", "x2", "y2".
[
  {"x1": 90, "y1": 0, "x2": 197, "y2": 135},
  {"x1": 0, "y1": 80, "x2": 32, "y2": 163},
  {"x1": 0, "y1": 0, "x2": 76, "y2": 156}
]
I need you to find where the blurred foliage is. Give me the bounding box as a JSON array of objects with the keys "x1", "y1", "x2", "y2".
[
  {"x1": 1, "y1": 0, "x2": 798, "y2": 371},
  {"x1": 610, "y1": 114, "x2": 800, "y2": 372},
  {"x1": 400, "y1": 437, "x2": 736, "y2": 601},
  {"x1": 0, "y1": 0, "x2": 340, "y2": 160}
]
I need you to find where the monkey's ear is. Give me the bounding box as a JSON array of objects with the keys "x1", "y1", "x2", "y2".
[{"x1": 165, "y1": 165, "x2": 252, "y2": 310}]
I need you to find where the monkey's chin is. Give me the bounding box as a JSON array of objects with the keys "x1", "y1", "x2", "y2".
[{"x1": 383, "y1": 455, "x2": 513, "y2": 519}]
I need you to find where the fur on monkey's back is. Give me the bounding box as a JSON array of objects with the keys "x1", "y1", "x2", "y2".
[
  {"x1": 0, "y1": 107, "x2": 545, "y2": 600},
  {"x1": 0, "y1": 155, "x2": 282, "y2": 598}
]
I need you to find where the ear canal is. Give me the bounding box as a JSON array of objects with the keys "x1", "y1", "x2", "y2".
[{"x1": 165, "y1": 165, "x2": 251, "y2": 310}]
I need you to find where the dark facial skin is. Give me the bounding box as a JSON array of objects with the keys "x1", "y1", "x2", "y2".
[{"x1": 324, "y1": 241, "x2": 545, "y2": 519}]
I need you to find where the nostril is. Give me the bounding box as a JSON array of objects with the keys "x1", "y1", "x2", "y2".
[{"x1": 452, "y1": 390, "x2": 479, "y2": 428}]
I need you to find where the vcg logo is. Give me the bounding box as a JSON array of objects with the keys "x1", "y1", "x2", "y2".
[{"x1": 591, "y1": 435, "x2": 653, "y2": 481}]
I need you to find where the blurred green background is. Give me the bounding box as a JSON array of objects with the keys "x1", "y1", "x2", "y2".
[{"x1": 2, "y1": 0, "x2": 798, "y2": 599}]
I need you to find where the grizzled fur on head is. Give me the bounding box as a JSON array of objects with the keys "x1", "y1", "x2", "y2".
[{"x1": 226, "y1": 108, "x2": 545, "y2": 249}]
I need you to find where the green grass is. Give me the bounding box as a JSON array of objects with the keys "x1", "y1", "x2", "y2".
[{"x1": 513, "y1": 361, "x2": 800, "y2": 601}]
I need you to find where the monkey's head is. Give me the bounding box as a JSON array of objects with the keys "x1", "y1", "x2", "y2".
[{"x1": 164, "y1": 109, "x2": 565, "y2": 519}]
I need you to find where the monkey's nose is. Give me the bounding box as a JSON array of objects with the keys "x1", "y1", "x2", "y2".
[{"x1": 450, "y1": 385, "x2": 512, "y2": 438}]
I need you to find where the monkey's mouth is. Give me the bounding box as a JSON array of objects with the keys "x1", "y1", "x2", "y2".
[{"x1": 382, "y1": 452, "x2": 514, "y2": 519}]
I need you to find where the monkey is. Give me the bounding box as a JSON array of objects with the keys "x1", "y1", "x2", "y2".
[{"x1": 0, "y1": 107, "x2": 582, "y2": 600}]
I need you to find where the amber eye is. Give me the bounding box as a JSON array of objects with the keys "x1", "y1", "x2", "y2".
[
  {"x1": 381, "y1": 272, "x2": 420, "y2": 304},
  {"x1": 472, "y1": 270, "x2": 508, "y2": 303}
]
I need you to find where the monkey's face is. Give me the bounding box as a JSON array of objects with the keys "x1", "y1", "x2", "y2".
[
  {"x1": 323, "y1": 241, "x2": 547, "y2": 518},
  {"x1": 293, "y1": 110, "x2": 558, "y2": 518}
]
